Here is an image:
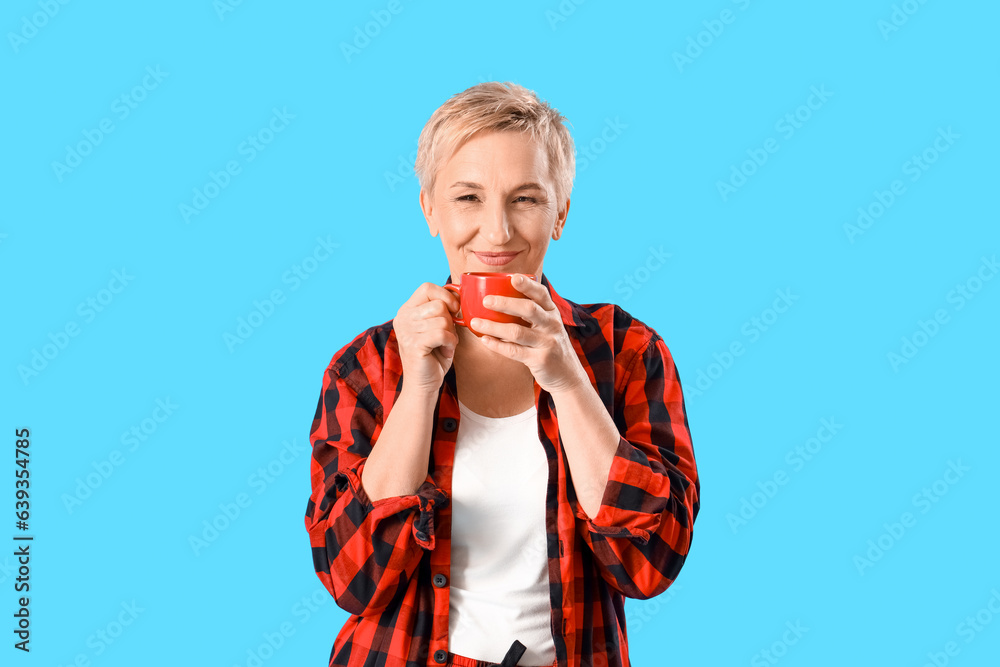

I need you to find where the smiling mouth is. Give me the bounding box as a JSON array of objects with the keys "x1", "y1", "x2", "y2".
[{"x1": 474, "y1": 251, "x2": 520, "y2": 265}]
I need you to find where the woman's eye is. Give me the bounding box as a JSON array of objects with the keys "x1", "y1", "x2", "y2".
[{"x1": 454, "y1": 194, "x2": 539, "y2": 203}]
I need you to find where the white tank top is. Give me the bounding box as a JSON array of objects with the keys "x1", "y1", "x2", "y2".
[{"x1": 448, "y1": 399, "x2": 556, "y2": 666}]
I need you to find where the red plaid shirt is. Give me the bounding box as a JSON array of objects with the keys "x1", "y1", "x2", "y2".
[{"x1": 305, "y1": 273, "x2": 699, "y2": 667}]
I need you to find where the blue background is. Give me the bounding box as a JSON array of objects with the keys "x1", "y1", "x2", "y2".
[{"x1": 4, "y1": 1, "x2": 998, "y2": 665}]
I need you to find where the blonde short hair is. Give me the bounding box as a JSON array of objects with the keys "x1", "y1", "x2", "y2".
[{"x1": 415, "y1": 81, "x2": 576, "y2": 208}]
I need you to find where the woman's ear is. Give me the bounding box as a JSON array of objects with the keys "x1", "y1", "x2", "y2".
[
  {"x1": 420, "y1": 189, "x2": 438, "y2": 237},
  {"x1": 552, "y1": 198, "x2": 570, "y2": 240}
]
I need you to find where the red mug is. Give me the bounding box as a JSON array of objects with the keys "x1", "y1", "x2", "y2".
[{"x1": 444, "y1": 272, "x2": 537, "y2": 337}]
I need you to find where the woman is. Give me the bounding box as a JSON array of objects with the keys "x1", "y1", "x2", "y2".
[{"x1": 305, "y1": 81, "x2": 699, "y2": 667}]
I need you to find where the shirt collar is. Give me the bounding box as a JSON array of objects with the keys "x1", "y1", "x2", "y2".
[{"x1": 441, "y1": 271, "x2": 582, "y2": 328}]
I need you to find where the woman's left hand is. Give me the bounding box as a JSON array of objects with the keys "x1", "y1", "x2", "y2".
[{"x1": 470, "y1": 274, "x2": 589, "y2": 394}]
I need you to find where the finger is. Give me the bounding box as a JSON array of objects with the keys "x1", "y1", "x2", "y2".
[
  {"x1": 480, "y1": 334, "x2": 520, "y2": 359},
  {"x1": 431, "y1": 344, "x2": 455, "y2": 366},
  {"x1": 405, "y1": 282, "x2": 461, "y2": 312},
  {"x1": 470, "y1": 318, "x2": 528, "y2": 344},
  {"x1": 426, "y1": 283, "x2": 462, "y2": 312},
  {"x1": 509, "y1": 274, "x2": 540, "y2": 293},
  {"x1": 420, "y1": 325, "x2": 459, "y2": 352},
  {"x1": 417, "y1": 299, "x2": 456, "y2": 320},
  {"x1": 509, "y1": 274, "x2": 555, "y2": 309},
  {"x1": 415, "y1": 314, "x2": 456, "y2": 336},
  {"x1": 483, "y1": 294, "x2": 538, "y2": 319}
]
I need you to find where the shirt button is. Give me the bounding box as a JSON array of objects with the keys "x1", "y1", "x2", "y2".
[
  {"x1": 433, "y1": 573, "x2": 448, "y2": 587},
  {"x1": 415, "y1": 530, "x2": 428, "y2": 541},
  {"x1": 434, "y1": 649, "x2": 448, "y2": 663},
  {"x1": 442, "y1": 418, "x2": 458, "y2": 432}
]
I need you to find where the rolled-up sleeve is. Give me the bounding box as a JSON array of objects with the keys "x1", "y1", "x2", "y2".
[
  {"x1": 304, "y1": 357, "x2": 448, "y2": 618},
  {"x1": 573, "y1": 334, "x2": 699, "y2": 600}
]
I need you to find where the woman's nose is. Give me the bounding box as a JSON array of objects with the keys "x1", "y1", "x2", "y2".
[{"x1": 482, "y1": 205, "x2": 512, "y2": 245}]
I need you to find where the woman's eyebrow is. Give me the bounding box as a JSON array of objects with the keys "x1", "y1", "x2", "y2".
[
  {"x1": 513, "y1": 182, "x2": 546, "y2": 192},
  {"x1": 449, "y1": 181, "x2": 545, "y2": 191}
]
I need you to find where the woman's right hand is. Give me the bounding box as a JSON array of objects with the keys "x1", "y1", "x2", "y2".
[{"x1": 393, "y1": 282, "x2": 462, "y2": 395}]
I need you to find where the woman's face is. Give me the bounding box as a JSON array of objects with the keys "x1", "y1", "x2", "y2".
[{"x1": 420, "y1": 130, "x2": 569, "y2": 282}]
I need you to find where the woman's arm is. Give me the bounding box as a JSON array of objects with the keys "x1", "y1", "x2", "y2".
[
  {"x1": 549, "y1": 377, "x2": 621, "y2": 519},
  {"x1": 361, "y1": 385, "x2": 439, "y2": 501},
  {"x1": 558, "y1": 333, "x2": 699, "y2": 600},
  {"x1": 305, "y1": 354, "x2": 448, "y2": 618}
]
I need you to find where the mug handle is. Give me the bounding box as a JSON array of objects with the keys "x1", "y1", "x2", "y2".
[{"x1": 443, "y1": 284, "x2": 465, "y2": 326}]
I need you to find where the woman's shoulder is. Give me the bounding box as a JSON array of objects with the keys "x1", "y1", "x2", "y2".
[{"x1": 566, "y1": 295, "x2": 665, "y2": 352}]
